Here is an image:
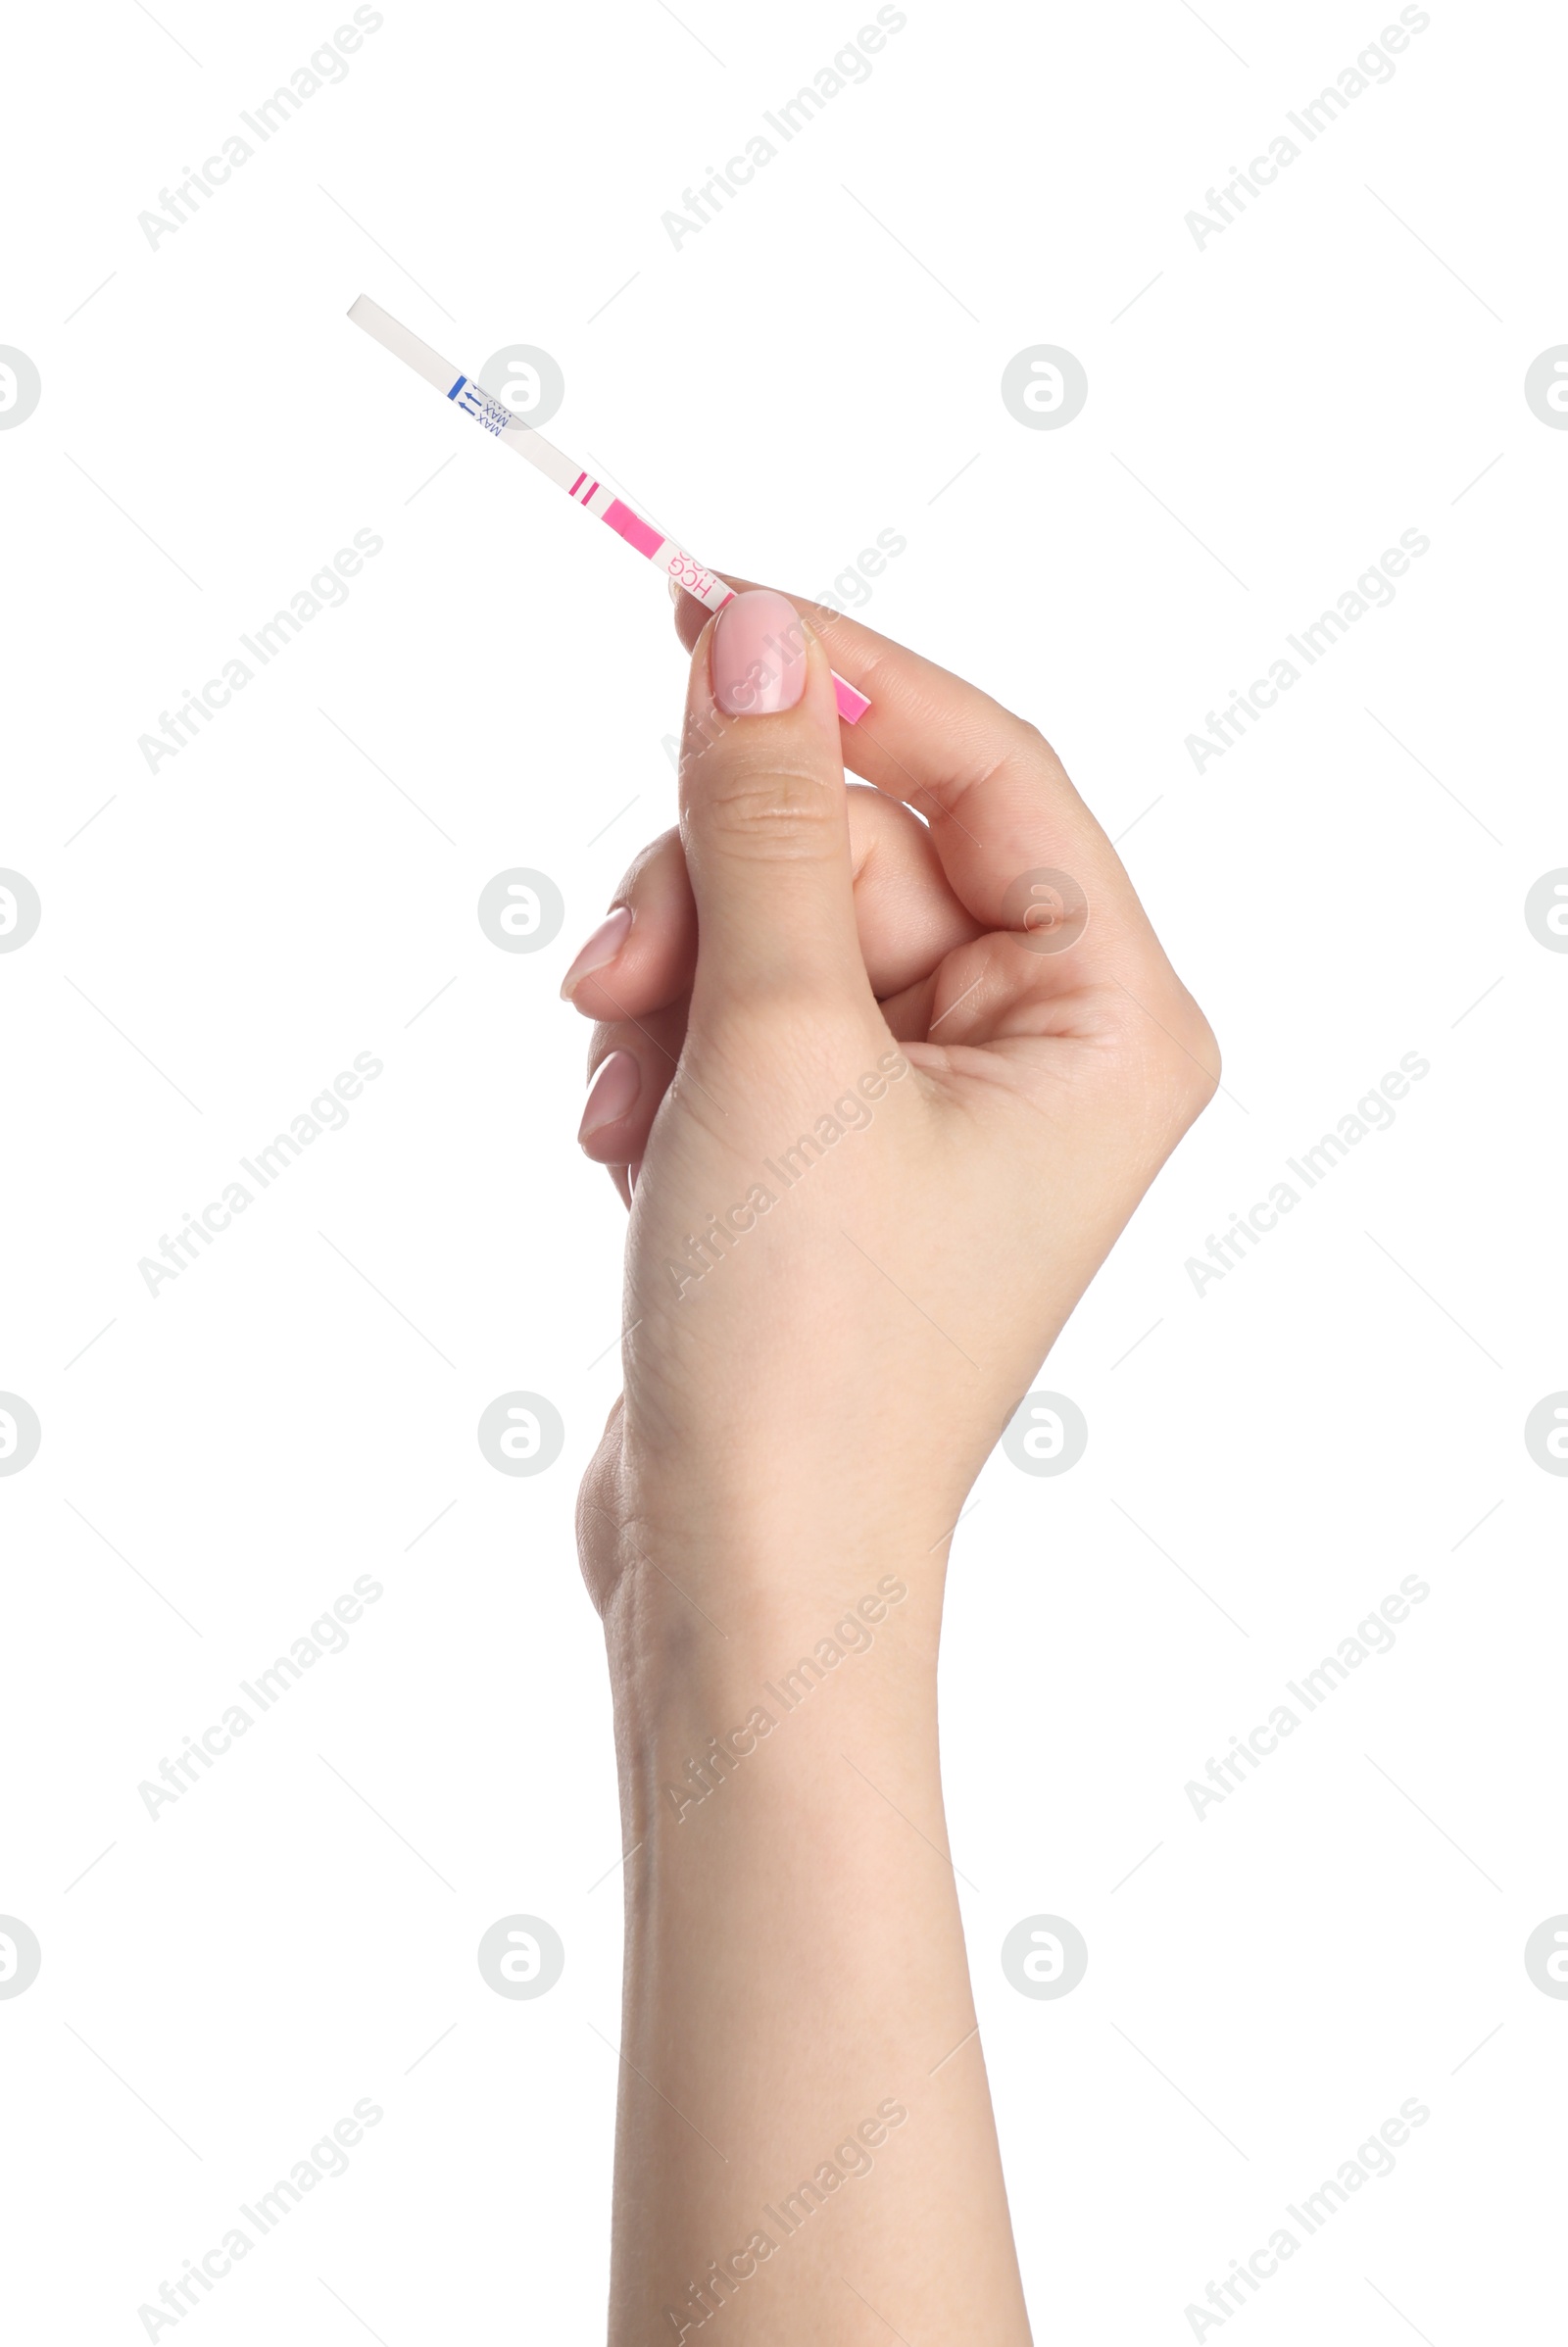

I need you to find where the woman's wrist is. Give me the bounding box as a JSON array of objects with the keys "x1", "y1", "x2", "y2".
[
  {"x1": 588, "y1": 1451, "x2": 965, "y2": 1611},
  {"x1": 599, "y1": 1540, "x2": 943, "y2": 1832}
]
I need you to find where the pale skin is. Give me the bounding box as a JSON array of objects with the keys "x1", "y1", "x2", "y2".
[{"x1": 562, "y1": 577, "x2": 1219, "y2": 2342}]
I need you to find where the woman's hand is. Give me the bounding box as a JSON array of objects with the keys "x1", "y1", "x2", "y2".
[
  {"x1": 564, "y1": 581, "x2": 1218, "y2": 1624},
  {"x1": 564, "y1": 580, "x2": 1218, "y2": 2345}
]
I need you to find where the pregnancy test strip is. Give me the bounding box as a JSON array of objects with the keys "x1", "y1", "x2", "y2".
[{"x1": 347, "y1": 295, "x2": 870, "y2": 725}]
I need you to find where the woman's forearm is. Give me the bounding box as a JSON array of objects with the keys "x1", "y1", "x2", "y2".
[
  {"x1": 601, "y1": 1540, "x2": 1028, "y2": 2327},
  {"x1": 603, "y1": 1543, "x2": 1032, "y2": 2343}
]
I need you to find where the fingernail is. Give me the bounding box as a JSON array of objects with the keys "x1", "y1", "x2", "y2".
[
  {"x1": 560, "y1": 905, "x2": 633, "y2": 999},
  {"x1": 711, "y1": 589, "x2": 808, "y2": 715},
  {"x1": 579, "y1": 1049, "x2": 640, "y2": 1143}
]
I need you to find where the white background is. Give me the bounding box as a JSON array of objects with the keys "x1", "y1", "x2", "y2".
[{"x1": 2, "y1": 0, "x2": 1564, "y2": 2338}]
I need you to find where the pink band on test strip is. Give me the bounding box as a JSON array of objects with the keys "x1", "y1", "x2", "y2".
[{"x1": 602, "y1": 499, "x2": 665, "y2": 561}]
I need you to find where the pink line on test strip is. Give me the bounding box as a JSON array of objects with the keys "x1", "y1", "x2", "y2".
[
  {"x1": 347, "y1": 295, "x2": 870, "y2": 725},
  {"x1": 603, "y1": 499, "x2": 665, "y2": 562}
]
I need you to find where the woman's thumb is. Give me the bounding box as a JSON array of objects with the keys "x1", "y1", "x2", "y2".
[{"x1": 677, "y1": 590, "x2": 864, "y2": 1020}]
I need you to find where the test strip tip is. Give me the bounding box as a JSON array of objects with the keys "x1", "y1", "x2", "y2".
[{"x1": 832, "y1": 672, "x2": 871, "y2": 725}]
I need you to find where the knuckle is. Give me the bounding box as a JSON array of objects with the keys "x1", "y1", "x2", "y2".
[
  {"x1": 1011, "y1": 714, "x2": 1057, "y2": 765},
  {"x1": 946, "y1": 712, "x2": 1073, "y2": 823},
  {"x1": 1157, "y1": 998, "x2": 1223, "y2": 1121},
  {"x1": 1109, "y1": 976, "x2": 1221, "y2": 1126},
  {"x1": 694, "y1": 761, "x2": 843, "y2": 862},
  {"x1": 989, "y1": 710, "x2": 1065, "y2": 783}
]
